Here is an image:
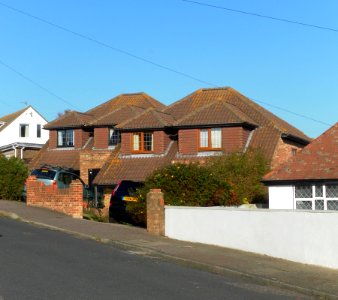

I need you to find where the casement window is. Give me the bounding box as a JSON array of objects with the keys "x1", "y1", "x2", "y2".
[
  {"x1": 108, "y1": 129, "x2": 121, "y2": 146},
  {"x1": 199, "y1": 128, "x2": 222, "y2": 150},
  {"x1": 57, "y1": 129, "x2": 74, "y2": 147},
  {"x1": 37, "y1": 124, "x2": 41, "y2": 138},
  {"x1": 19, "y1": 124, "x2": 29, "y2": 137},
  {"x1": 294, "y1": 184, "x2": 338, "y2": 210},
  {"x1": 132, "y1": 132, "x2": 153, "y2": 152}
]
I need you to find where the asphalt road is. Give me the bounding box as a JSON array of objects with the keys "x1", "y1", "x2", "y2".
[{"x1": 0, "y1": 217, "x2": 310, "y2": 300}]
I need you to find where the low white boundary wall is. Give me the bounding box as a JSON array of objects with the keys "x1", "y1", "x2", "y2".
[{"x1": 165, "y1": 207, "x2": 338, "y2": 269}]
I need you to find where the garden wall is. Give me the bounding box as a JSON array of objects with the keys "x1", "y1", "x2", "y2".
[
  {"x1": 165, "y1": 206, "x2": 338, "y2": 269},
  {"x1": 26, "y1": 176, "x2": 83, "y2": 218}
]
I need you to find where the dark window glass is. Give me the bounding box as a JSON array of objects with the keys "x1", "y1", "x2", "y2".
[{"x1": 37, "y1": 124, "x2": 41, "y2": 138}]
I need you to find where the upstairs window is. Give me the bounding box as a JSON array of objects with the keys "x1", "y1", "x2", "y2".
[
  {"x1": 132, "y1": 132, "x2": 153, "y2": 152},
  {"x1": 199, "y1": 128, "x2": 222, "y2": 150},
  {"x1": 19, "y1": 124, "x2": 29, "y2": 137},
  {"x1": 57, "y1": 129, "x2": 74, "y2": 147},
  {"x1": 108, "y1": 129, "x2": 121, "y2": 146},
  {"x1": 37, "y1": 124, "x2": 41, "y2": 138}
]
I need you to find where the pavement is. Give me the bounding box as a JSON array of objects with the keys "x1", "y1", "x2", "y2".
[{"x1": 1, "y1": 200, "x2": 338, "y2": 299}]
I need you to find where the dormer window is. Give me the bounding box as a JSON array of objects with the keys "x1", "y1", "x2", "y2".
[
  {"x1": 57, "y1": 129, "x2": 74, "y2": 147},
  {"x1": 19, "y1": 124, "x2": 29, "y2": 137},
  {"x1": 109, "y1": 129, "x2": 121, "y2": 146},
  {"x1": 199, "y1": 128, "x2": 222, "y2": 150},
  {"x1": 132, "y1": 132, "x2": 153, "y2": 152}
]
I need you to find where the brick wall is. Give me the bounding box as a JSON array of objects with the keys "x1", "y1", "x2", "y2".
[
  {"x1": 178, "y1": 129, "x2": 198, "y2": 155},
  {"x1": 153, "y1": 131, "x2": 171, "y2": 154},
  {"x1": 74, "y1": 129, "x2": 90, "y2": 149},
  {"x1": 26, "y1": 176, "x2": 83, "y2": 218},
  {"x1": 94, "y1": 128, "x2": 109, "y2": 149},
  {"x1": 49, "y1": 130, "x2": 57, "y2": 149},
  {"x1": 79, "y1": 150, "x2": 112, "y2": 184},
  {"x1": 178, "y1": 127, "x2": 251, "y2": 154},
  {"x1": 271, "y1": 138, "x2": 303, "y2": 169},
  {"x1": 222, "y1": 127, "x2": 249, "y2": 153},
  {"x1": 146, "y1": 189, "x2": 165, "y2": 235},
  {"x1": 121, "y1": 132, "x2": 132, "y2": 155}
]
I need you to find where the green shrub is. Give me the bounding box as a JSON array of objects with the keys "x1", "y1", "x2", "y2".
[
  {"x1": 206, "y1": 148, "x2": 268, "y2": 204},
  {"x1": 0, "y1": 155, "x2": 29, "y2": 200},
  {"x1": 127, "y1": 163, "x2": 237, "y2": 225}
]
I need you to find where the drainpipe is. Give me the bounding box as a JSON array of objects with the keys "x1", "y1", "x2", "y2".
[
  {"x1": 21, "y1": 147, "x2": 25, "y2": 159},
  {"x1": 12, "y1": 145, "x2": 17, "y2": 158}
]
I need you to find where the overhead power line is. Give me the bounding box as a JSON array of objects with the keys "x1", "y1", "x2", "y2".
[
  {"x1": 182, "y1": 0, "x2": 338, "y2": 33},
  {"x1": 0, "y1": 58, "x2": 80, "y2": 110},
  {"x1": 0, "y1": 1, "x2": 216, "y2": 88},
  {"x1": 0, "y1": 1, "x2": 332, "y2": 128}
]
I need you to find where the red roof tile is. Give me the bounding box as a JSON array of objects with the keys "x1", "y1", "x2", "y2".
[
  {"x1": 116, "y1": 108, "x2": 175, "y2": 130},
  {"x1": 93, "y1": 142, "x2": 178, "y2": 185},
  {"x1": 86, "y1": 92, "x2": 165, "y2": 119},
  {"x1": 91, "y1": 105, "x2": 146, "y2": 126},
  {"x1": 44, "y1": 111, "x2": 95, "y2": 129},
  {"x1": 174, "y1": 100, "x2": 257, "y2": 127},
  {"x1": 263, "y1": 123, "x2": 338, "y2": 182},
  {"x1": 29, "y1": 141, "x2": 81, "y2": 170}
]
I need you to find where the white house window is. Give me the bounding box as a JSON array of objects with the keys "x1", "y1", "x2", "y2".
[
  {"x1": 37, "y1": 124, "x2": 41, "y2": 138},
  {"x1": 294, "y1": 184, "x2": 338, "y2": 210},
  {"x1": 19, "y1": 124, "x2": 29, "y2": 137},
  {"x1": 199, "y1": 128, "x2": 222, "y2": 150},
  {"x1": 57, "y1": 129, "x2": 74, "y2": 147},
  {"x1": 108, "y1": 129, "x2": 121, "y2": 146}
]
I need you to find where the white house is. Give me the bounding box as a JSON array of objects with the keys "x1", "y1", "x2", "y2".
[
  {"x1": 262, "y1": 123, "x2": 338, "y2": 211},
  {"x1": 0, "y1": 106, "x2": 49, "y2": 162}
]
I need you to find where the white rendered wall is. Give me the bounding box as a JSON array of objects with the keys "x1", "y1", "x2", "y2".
[
  {"x1": 165, "y1": 207, "x2": 338, "y2": 269},
  {"x1": 268, "y1": 186, "x2": 294, "y2": 209},
  {"x1": 0, "y1": 107, "x2": 48, "y2": 147}
]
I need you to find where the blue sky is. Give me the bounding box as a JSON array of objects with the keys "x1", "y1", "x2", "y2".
[{"x1": 0, "y1": 0, "x2": 337, "y2": 138}]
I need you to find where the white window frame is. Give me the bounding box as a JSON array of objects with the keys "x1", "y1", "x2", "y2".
[
  {"x1": 19, "y1": 124, "x2": 29, "y2": 137},
  {"x1": 294, "y1": 184, "x2": 338, "y2": 211}
]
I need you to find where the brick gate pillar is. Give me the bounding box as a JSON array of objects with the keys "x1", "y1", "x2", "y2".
[{"x1": 146, "y1": 189, "x2": 165, "y2": 235}]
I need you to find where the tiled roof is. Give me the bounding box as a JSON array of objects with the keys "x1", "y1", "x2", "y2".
[
  {"x1": 29, "y1": 142, "x2": 81, "y2": 170},
  {"x1": 263, "y1": 123, "x2": 338, "y2": 182},
  {"x1": 93, "y1": 142, "x2": 178, "y2": 185},
  {"x1": 174, "y1": 100, "x2": 257, "y2": 127},
  {"x1": 164, "y1": 87, "x2": 309, "y2": 141},
  {"x1": 91, "y1": 105, "x2": 146, "y2": 126},
  {"x1": 86, "y1": 92, "x2": 166, "y2": 119},
  {"x1": 0, "y1": 106, "x2": 30, "y2": 132},
  {"x1": 116, "y1": 108, "x2": 175, "y2": 130},
  {"x1": 44, "y1": 111, "x2": 95, "y2": 129}
]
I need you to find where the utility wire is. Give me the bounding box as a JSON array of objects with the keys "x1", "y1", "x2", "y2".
[
  {"x1": 0, "y1": 1, "x2": 332, "y2": 128},
  {"x1": 0, "y1": 58, "x2": 80, "y2": 110},
  {"x1": 0, "y1": 1, "x2": 216, "y2": 88},
  {"x1": 251, "y1": 98, "x2": 332, "y2": 127},
  {"x1": 181, "y1": 0, "x2": 338, "y2": 33}
]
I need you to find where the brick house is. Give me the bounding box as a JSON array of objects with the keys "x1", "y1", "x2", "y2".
[
  {"x1": 0, "y1": 106, "x2": 48, "y2": 163},
  {"x1": 93, "y1": 87, "x2": 311, "y2": 191},
  {"x1": 263, "y1": 123, "x2": 338, "y2": 211},
  {"x1": 29, "y1": 93, "x2": 165, "y2": 185}
]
